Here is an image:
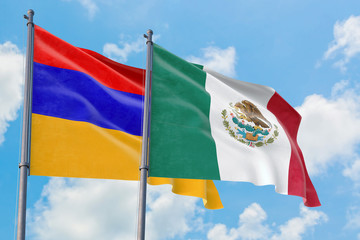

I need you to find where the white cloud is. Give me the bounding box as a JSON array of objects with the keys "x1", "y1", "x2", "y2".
[
  {"x1": 343, "y1": 159, "x2": 360, "y2": 184},
  {"x1": 146, "y1": 185, "x2": 202, "y2": 239},
  {"x1": 103, "y1": 36, "x2": 146, "y2": 63},
  {"x1": 270, "y1": 206, "x2": 328, "y2": 240},
  {"x1": 208, "y1": 203, "x2": 270, "y2": 240},
  {"x1": 0, "y1": 41, "x2": 24, "y2": 145},
  {"x1": 323, "y1": 15, "x2": 360, "y2": 71},
  {"x1": 236, "y1": 203, "x2": 271, "y2": 240},
  {"x1": 28, "y1": 178, "x2": 139, "y2": 240},
  {"x1": 103, "y1": 35, "x2": 160, "y2": 63},
  {"x1": 62, "y1": 0, "x2": 98, "y2": 19},
  {"x1": 187, "y1": 46, "x2": 237, "y2": 77},
  {"x1": 79, "y1": 0, "x2": 98, "y2": 18},
  {"x1": 28, "y1": 178, "x2": 201, "y2": 240},
  {"x1": 345, "y1": 206, "x2": 360, "y2": 230},
  {"x1": 102, "y1": 34, "x2": 159, "y2": 63},
  {"x1": 331, "y1": 79, "x2": 350, "y2": 96},
  {"x1": 208, "y1": 224, "x2": 239, "y2": 240},
  {"x1": 207, "y1": 203, "x2": 327, "y2": 240},
  {"x1": 297, "y1": 81, "x2": 360, "y2": 176}
]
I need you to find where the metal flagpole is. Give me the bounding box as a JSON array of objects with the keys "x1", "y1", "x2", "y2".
[
  {"x1": 17, "y1": 9, "x2": 35, "y2": 240},
  {"x1": 137, "y1": 29, "x2": 153, "y2": 240}
]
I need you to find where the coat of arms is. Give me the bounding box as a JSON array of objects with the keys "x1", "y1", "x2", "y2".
[{"x1": 221, "y1": 100, "x2": 279, "y2": 148}]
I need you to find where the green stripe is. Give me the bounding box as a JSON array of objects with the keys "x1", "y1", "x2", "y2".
[{"x1": 149, "y1": 44, "x2": 220, "y2": 180}]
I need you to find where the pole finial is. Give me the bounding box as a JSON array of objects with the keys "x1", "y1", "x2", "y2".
[
  {"x1": 145, "y1": 29, "x2": 153, "y2": 44},
  {"x1": 25, "y1": 9, "x2": 35, "y2": 26},
  {"x1": 27, "y1": 9, "x2": 35, "y2": 15}
]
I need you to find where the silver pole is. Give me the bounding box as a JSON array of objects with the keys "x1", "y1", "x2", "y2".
[
  {"x1": 17, "y1": 9, "x2": 34, "y2": 240},
  {"x1": 137, "y1": 29, "x2": 153, "y2": 240}
]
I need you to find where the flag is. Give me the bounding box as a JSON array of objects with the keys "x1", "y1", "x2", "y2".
[
  {"x1": 149, "y1": 44, "x2": 320, "y2": 207},
  {"x1": 30, "y1": 25, "x2": 223, "y2": 209}
]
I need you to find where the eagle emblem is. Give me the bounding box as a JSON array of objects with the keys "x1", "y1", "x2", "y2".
[{"x1": 221, "y1": 100, "x2": 279, "y2": 148}]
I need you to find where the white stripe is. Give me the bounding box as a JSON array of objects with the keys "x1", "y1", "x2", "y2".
[
  {"x1": 204, "y1": 67, "x2": 275, "y2": 107},
  {"x1": 204, "y1": 70, "x2": 291, "y2": 194}
]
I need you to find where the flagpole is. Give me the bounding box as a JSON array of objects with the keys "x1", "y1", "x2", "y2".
[
  {"x1": 17, "y1": 9, "x2": 35, "y2": 240},
  {"x1": 137, "y1": 29, "x2": 153, "y2": 240}
]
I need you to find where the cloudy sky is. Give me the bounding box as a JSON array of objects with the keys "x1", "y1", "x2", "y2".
[{"x1": 1, "y1": 0, "x2": 360, "y2": 239}]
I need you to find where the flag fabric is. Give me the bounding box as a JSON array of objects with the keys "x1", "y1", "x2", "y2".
[
  {"x1": 30, "y1": 25, "x2": 223, "y2": 209},
  {"x1": 149, "y1": 44, "x2": 320, "y2": 207}
]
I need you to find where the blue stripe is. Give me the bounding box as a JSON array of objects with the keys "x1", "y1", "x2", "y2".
[{"x1": 32, "y1": 62, "x2": 143, "y2": 136}]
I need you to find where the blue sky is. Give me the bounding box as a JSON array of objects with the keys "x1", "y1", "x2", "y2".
[{"x1": 1, "y1": 0, "x2": 360, "y2": 239}]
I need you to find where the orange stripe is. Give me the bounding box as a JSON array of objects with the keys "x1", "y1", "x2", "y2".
[{"x1": 30, "y1": 114, "x2": 142, "y2": 180}]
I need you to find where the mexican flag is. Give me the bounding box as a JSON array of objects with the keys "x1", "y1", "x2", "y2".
[{"x1": 149, "y1": 44, "x2": 320, "y2": 207}]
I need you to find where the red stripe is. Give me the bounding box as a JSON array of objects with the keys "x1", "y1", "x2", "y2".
[
  {"x1": 268, "y1": 92, "x2": 320, "y2": 207},
  {"x1": 34, "y1": 25, "x2": 145, "y2": 95}
]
